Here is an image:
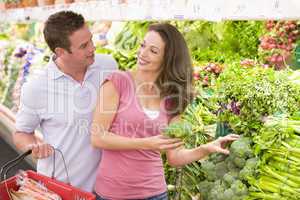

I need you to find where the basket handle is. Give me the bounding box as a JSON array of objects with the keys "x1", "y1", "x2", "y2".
[
  {"x1": 0, "y1": 147, "x2": 70, "y2": 185},
  {"x1": 51, "y1": 147, "x2": 71, "y2": 185},
  {"x1": 0, "y1": 149, "x2": 32, "y2": 182}
]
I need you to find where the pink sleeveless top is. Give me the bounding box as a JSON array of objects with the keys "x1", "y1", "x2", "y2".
[{"x1": 94, "y1": 71, "x2": 172, "y2": 199}]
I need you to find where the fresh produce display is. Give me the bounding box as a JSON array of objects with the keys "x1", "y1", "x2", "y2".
[
  {"x1": 1, "y1": 20, "x2": 300, "y2": 200},
  {"x1": 165, "y1": 61, "x2": 300, "y2": 199},
  {"x1": 259, "y1": 20, "x2": 300, "y2": 69},
  {"x1": 193, "y1": 63, "x2": 223, "y2": 87},
  {"x1": 177, "y1": 21, "x2": 263, "y2": 64},
  {"x1": 247, "y1": 116, "x2": 300, "y2": 200},
  {"x1": 105, "y1": 21, "x2": 264, "y2": 71},
  {"x1": 215, "y1": 62, "x2": 300, "y2": 135},
  {"x1": 198, "y1": 137, "x2": 257, "y2": 200}
]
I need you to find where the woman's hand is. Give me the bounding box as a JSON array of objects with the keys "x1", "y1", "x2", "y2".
[
  {"x1": 144, "y1": 135, "x2": 184, "y2": 151},
  {"x1": 203, "y1": 134, "x2": 240, "y2": 155}
]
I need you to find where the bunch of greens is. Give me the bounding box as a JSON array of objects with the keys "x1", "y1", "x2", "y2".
[
  {"x1": 215, "y1": 62, "x2": 300, "y2": 135},
  {"x1": 175, "y1": 21, "x2": 263, "y2": 64},
  {"x1": 215, "y1": 21, "x2": 263, "y2": 60},
  {"x1": 163, "y1": 100, "x2": 218, "y2": 146},
  {"x1": 246, "y1": 117, "x2": 300, "y2": 200},
  {"x1": 163, "y1": 121, "x2": 193, "y2": 141}
]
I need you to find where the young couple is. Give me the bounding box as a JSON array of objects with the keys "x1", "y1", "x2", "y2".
[{"x1": 14, "y1": 11, "x2": 238, "y2": 200}]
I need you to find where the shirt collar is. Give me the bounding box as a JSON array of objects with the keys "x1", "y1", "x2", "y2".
[
  {"x1": 47, "y1": 56, "x2": 65, "y2": 80},
  {"x1": 47, "y1": 55, "x2": 96, "y2": 80}
]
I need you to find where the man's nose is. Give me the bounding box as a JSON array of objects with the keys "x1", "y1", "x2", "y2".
[{"x1": 88, "y1": 41, "x2": 96, "y2": 52}]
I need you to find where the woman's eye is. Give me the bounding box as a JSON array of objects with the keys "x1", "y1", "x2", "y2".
[
  {"x1": 140, "y1": 43, "x2": 145, "y2": 48},
  {"x1": 151, "y1": 50, "x2": 158, "y2": 54}
]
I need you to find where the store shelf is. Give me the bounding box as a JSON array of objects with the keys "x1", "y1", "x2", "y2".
[{"x1": 0, "y1": 0, "x2": 300, "y2": 22}]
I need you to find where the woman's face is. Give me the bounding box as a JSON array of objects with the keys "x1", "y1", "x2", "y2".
[{"x1": 137, "y1": 30, "x2": 165, "y2": 73}]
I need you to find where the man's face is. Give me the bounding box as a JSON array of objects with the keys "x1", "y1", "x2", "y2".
[{"x1": 64, "y1": 24, "x2": 96, "y2": 69}]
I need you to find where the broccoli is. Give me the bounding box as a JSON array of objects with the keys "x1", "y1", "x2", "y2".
[
  {"x1": 214, "y1": 181, "x2": 248, "y2": 200},
  {"x1": 244, "y1": 157, "x2": 258, "y2": 169},
  {"x1": 225, "y1": 156, "x2": 240, "y2": 172},
  {"x1": 223, "y1": 188, "x2": 235, "y2": 200},
  {"x1": 201, "y1": 160, "x2": 217, "y2": 181},
  {"x1": 239, "y1": 167, "x2": 252, "y2": 181},
  {"x1": 207, "y1": 180, "x2": 227, "y2": 200},
  {"x1": 215, "y1": 161, "x2": 229, "y2": 179},
  {"x1": 239, "y1": 157, "x2": 258, "y2": 181},
  {"x1": 198, "y1": 139, "x2": 254, "y2": 200},
  {"x1": 231, "y1": 180, "x2": 248, "y2": 196},
  {"x1": 231, "y1": 155, "x2": 247, "y2": 169},
  {"x1": 198, "y1": 180, "x2": 214, "y2": 200},
  {"x1": 209, "y1": 153, "x2": 227, "y2": 164},
  {"x1": 223, "y1": 171, "x2": 239, "y2": 186},
  {"x1": 230, "y1": 137, "x2": 253, "y2": 158}
]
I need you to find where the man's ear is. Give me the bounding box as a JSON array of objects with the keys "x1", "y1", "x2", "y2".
[{"x1": 54, "y1": 47, "x2": 66, "y2": 58}]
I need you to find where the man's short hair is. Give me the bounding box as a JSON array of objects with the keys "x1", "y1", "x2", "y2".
[{"x1": 43, "y1": 11, "x2": 85, "y2": 53}]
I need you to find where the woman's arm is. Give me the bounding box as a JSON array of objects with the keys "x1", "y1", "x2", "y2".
[
  {"x1": 166, "y1": 116, "x2": 239, "y2": 167},
  {"x1": 90, "y1": 81, "x2": 183, "y2": 151}
]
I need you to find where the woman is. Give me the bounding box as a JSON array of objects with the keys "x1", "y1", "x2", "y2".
[{"x1": 91, "y1": 23, "x2": 238, "y2": 200}]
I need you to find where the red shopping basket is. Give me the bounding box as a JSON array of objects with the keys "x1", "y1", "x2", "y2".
[{"x1": 0, "y1": 149, "x2": 95, "y2": 200}]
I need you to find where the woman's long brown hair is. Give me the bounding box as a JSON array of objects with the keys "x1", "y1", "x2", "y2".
[{"x1": 149, "y1": 23, "x2": 194, "y2": 115}]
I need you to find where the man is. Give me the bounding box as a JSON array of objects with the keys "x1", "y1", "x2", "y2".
[{"x1": 13, "y1": 11, "x2": 117, "y2": 192}]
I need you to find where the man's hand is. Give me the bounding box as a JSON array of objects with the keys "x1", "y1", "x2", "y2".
[{"x1": 27, "y1": 143, "x2": 54, "y2": 159}]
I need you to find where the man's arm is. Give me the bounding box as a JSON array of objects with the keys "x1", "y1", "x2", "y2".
[
  {"x1": 13, "y1": 131, "x2": 39, "y2": 151},
  {"x1": 14, "y1": 81, "x2": 53, "y2": 159},
  {"x1": 14, "y1": 131, "x2": 53, "y2": 160}
]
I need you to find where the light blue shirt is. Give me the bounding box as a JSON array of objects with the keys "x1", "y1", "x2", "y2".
[{"x1": 15, "y1": 54, "x2": 117, "y2": 192}]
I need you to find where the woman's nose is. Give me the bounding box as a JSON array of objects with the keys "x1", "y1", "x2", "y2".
[{"x1": 139, "y1": 48, "x2": 148, "y2": 58}]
